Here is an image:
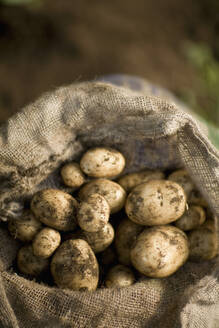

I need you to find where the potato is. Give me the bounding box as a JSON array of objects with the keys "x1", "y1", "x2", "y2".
[
  {"x1": 202, "y1": 218, "x2": 215, "y2": 232},
  {"x1": 118, "y1": 170, "x2": 164, "y2": 193},
  {"x1": 32, "y1": 228, "x2": 61, "y2": 258},
  {"x1": 206, "y1": 207, "x2": 214, "y2": 220},
  {"x1": 61, "y1": 162, "x2": 85, "y2": 188},
  {"x1": 130, "y1": 225, "x2": 189, "y2": 278},
  {"x1": 81, "y1": 223, "x2": 115, "y2": 253},
  {"x1": 31, "y1": 189, "x2": 78, "y2": 231},
  {"x1": 51, "y1": 239, "x2": 99, "y2": 291},
  {"x1": 105, "y1": 264, "x2": 135, "y2": 288},
  {"x1": 188, "y1": 189, "x2": 208, "y2": 207},
  {"x1": 125, "y1": 180, "x2": 186, "y2": 226},
  {"x1": 77, "y1": 193, "x2": 110, "y2": 232},
  {"x1": 8, "y1": 210, "x2": 42, "y2": 242},
  {"x1": 168, "y1": 169, "x2": 194, "y2": 198},
  {"x1": 188, "y1": 222, "x2": 218, "y2": 261},
  {"x1": 168, "y1": 170, "x2": 207, "y2": 207},
  {"x1": 80, "y1": 147, "x2": 125, "y2": 178},
  {"x1": 174, "y1": 205, "x2": 206, "y2": 231},
  {"x1": 115, "y1": 218, "x2": 144, "y2": 265},
  {"x1": 17, "y1": 245, "x2": 49, "y2": 276},
  {"x1": 79, "y1": 179, "x2": 126, "y2": 214}
]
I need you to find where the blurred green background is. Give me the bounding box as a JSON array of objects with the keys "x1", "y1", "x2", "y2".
[{"x1": 0, "y1": 0, "x2": 218, "y2": 126}]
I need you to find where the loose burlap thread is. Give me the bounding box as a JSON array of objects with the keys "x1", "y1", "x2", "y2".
[{"x1": 0, "y1": 77, "x2": 219, "y2": 328}]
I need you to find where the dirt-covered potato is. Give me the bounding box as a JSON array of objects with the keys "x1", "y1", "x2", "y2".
[
  {"x1": 188, "y1": 221, "x2": 218, "y2": 261},
  {"x1": 32, "y1": 227, "x2": 61, "y2": 258},
  {"x1": 105, "y1": 264, "x2": 135, "y2": 288},
  {"x1": 77, "y1": 193, "x2": 110, "y2": 232},
  {"x1": 31, "y1": 189, "x2": 78, "y2": 231},
  {"x1": 202, "y1": 218, "x2": 215, "y2": 232},
  {"x1": 206, "y1": 207, "x2": 214, "y2": 220},
  {"x1": 8, "y1": 210, "x2": 42, "y2": 242},
  {"x1": 174, "y1": 205, "x2": 206, "y2": 231},
  {"x1": 61, "y1": 162, "x2": 85, "y2": 188},
  {"x1": 80, "y1": 147, "x2": 125, "y2": 178},
  {"x1": 188, "y1": 189, "x2": 208, "y2": 207},
  {"x1": 130, "y1": 225, "x2": 189, "y2": 278},
  {"x1": 17, "y1": 245, "x2": 49, "y2": 276},
  {"x1": 168, "y1": 169, "x2": 194, "y2": 198},
  {"x1": 115, "y1": 218, "x2": 144, "y2": 265},
  {"x1": 125, "y1": 180, "x2": 186, "y2": 226},
  {"x1": 51, "y1": 239, "x2": 99, "y2": 291},
  {"x1": 118, "y1": 170, "x2": 164, "y2": 193},
  {"x1": 79, "y1": 179, "x2": 126, "y2": 214},
  {"x1": 168, "y1": 169, "x2": 207, "y2": 207},
  {"x1": 81, "y1": 223, "x2": 115, "y2": 253}
]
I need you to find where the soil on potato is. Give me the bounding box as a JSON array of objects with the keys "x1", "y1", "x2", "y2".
[{"x1": 0, "y1": 0, "x2": 218, "y2": 123}]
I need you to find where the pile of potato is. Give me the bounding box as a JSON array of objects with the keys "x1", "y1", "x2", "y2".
[{"x1": 8, "y1": 147, "x2": 217, "y2": 291}]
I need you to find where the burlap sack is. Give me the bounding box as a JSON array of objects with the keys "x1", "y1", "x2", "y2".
[{"x1": 0, "y1": 75, "x2": 219, "y2": 328}]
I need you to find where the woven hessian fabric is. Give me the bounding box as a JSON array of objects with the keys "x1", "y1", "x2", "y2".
[{"x1": 0, "y1": 78, "x2": 219, "y2": 328}]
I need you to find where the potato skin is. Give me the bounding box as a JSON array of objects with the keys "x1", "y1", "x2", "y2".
[
  {"x1": 202, "y1": 218, "x2": 215, "y2": 232},
  {"x1": 118, "y1": 170, "x2": 164, "y2": 193},
  {"x1": 61, "y1": 162, "x2": 85, "y2": 188},
  {"x1": 80, "y1": 147, "x2": 125, "y2": 178},
  {"x1": 31, "y1": 189, "x2": 78, "y2": 231},
  {"x1": 168, "y1": 170, "x2": 207, "y2": 207},
  {"x1": 105, "y1": 264, "x2": 135, "y2": 288},
  {"x1": 81, "y1": 223, "x2": 115, "y2": 253},
  {"x1": 174, "y1": 205, "x2": 206, "y2": 231},
  {"x1": 51, "y1": 239, "x2": 99, "y2": 291},
  {"x1": 115, "y1": 218, "x2": 144, "y2": 265},
  {"x1": 17, "y1": 245, "x2": 49, "y2": 276},
  {"x1": 130, "y1": 225, "x2": 189, "y2": 278},
  {"x1": 188, "y1": 189, "x2": 208, "y2": 207},
  {"x1": 125, "y1": 180, "x2": 186, "y2": 226},
  {"x1": 77, "y1": 193, "x2": 110, "y2": 232},
  {"x1": 188, "y1": 222, "x2": 218, "y2": 261},
  {"x1": 79, "y1": 179, "x2": 126, "y2": 214},
  {"x1": 168, "y1": 169, "x2": 194, "y2": 198},
  {"x1": 32, "y1": 228, "x2": 61, "y2": 258},
  {"x1": 8, "y1": 210, "x2": 42, "y2": 242}
]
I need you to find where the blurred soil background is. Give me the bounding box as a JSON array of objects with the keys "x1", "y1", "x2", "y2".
[{"x1": 0, "y1": 0, "x2": 218, "y2": 125}]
